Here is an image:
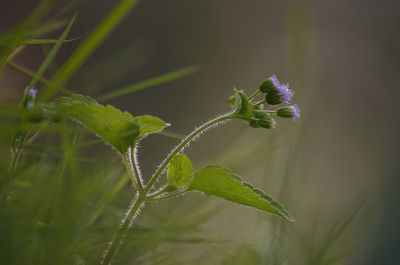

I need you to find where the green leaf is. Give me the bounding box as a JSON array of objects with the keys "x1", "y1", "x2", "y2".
[
  {"x1": 50, "y1": 94, "x2": 139, "y2": 154},
  {"x1": 134, "y1": 115, "x2": 169, "y2": 139},
  {"x1": 167, "y1": 154, "x2": 194, "y2": 187},
  {"x1": 232, "y1": 89, "x2": 253, "y2": 120},
  {"x1": 189, "y1": 165, "x2": 294, "y2": 222}
]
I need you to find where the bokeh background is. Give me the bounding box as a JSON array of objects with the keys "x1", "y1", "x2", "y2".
[{"x1": 1, "y1": 0, "x2": 400, "y2": 264}]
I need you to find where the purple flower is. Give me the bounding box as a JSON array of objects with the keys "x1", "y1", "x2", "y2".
[
  {"x1": 292, "y1": 104, "x2": 300, "y2": 120},
  {"x1": 268, "y1": 75, "x2": 280, "y2": 89},
  {"x1": 29, "y1": 88, "x2": 38, "y2": 97},
  {"x1": 278, "y1": 83, "x2": 294, "y2": 104},
  {"x1": 268, "y1": 75, "x2": 294, "y2": 104},
  {"x1": 276, "y1": 104, "x2": 301, "y2": 120}
]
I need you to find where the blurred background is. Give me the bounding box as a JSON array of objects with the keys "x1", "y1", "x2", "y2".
[{"x1": 1, "y1": 0, "x2": 400, "y2": 264}]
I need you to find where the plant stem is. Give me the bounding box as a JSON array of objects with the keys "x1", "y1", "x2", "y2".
[
  {"x1": 144, "y1": 112, "x2": 235, "y2": 194},
  {"x1": 253, "y1": 99, "x2": 266, "y2": 108},
  {"x1": 130, "y1": 145, "x2": 143, "y2": 190},
  {"x1": 248, "y1": 90, "x2": 261, "y2": 101},
  {"x1": 123, "y1": 156, "x2": 141, "y2": 193},
  {"x1": 101, "y1": 192, "x2": 145, "y2": 265},
  {"x1": 102, "y1": 112, "x2": 236, "y2": 264},
  {"x1": 148, "y1": 190, "x2": 188, "y2": 202}
]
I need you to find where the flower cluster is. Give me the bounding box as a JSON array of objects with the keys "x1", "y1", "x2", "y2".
[
  {"x1": 229, "y1": 74, "x2": 300, "y2": 129},
  {"x1": 259, "y1": 75, "x2": 294, "y2": 105}
]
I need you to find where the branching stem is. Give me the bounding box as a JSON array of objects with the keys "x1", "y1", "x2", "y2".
[
  {"x1": 144, "y1": 112, "x2": 235, "y2": 194},
  {"x1": 103, "y1": 112, "x2": 237, "y2": 265},
  {"x1": 122, "y1": 156, "x2": 142, "y2": 193}
]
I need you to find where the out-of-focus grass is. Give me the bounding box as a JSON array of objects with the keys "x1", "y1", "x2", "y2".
[
  {"x1": 0, "y1": 2, "x2": 207, "y2": 265},
  {"x1": 0, "y1": 1, "x2": 383, "y2": 265}
]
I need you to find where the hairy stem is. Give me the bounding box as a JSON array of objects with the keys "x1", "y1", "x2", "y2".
[
  {"x1": 101, "y1": 193, "x2": 145, "y2": 265},
  {"x1": 130, "y1": 144, "x2": 143, "y2": 190},
  {"x1": 144, "y1": 112, "x2": 235, "y2": 194},
  {"x1": 123, "y1": 156, "x2": 142, "y2": 192},
  {"x1": 102, "y1": 112, "x2": 236, "y2": 265}
]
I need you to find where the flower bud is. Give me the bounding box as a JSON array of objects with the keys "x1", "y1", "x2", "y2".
[
  {"x1": 259, "y1": 79, "x2": 275, "y2": 93},
  {"x1": 265, "y1": 89, "x2": 282, "y2": 105},
  {"x1": 259, "y1": 117, "x2": 276, "y2": 129},
  {"x1": 253, "y1": 110, "x2": 268, "y2": 119},
  {"x1": 260, "y1": 75, "x2": 294, "y2": 105},
  {"x1": 277, "y1": 104, "x2": 300, "y2": 120},
  {"x1": 249, "y1": 118, "x2": 260, "y2": 128},
  {"x1": 23, "y1": 87, "x2": 38, "y2": 109}
]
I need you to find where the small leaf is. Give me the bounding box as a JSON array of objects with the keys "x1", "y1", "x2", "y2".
[
  {"x1": 134, "y1": 115, "x2": 169, "y2": 139},
  {"x1": 48, "y1": 94, "x2": 139, "y2": 154},
  {"x1": 232, "y1": 89, "x2": 253, "y2": 120},
  {"x1": 189, "y1": 165, "x2": 294, "y2": 222},
  {"x1": 167, "y1": 154, "x2": 194, "y2": 187}
]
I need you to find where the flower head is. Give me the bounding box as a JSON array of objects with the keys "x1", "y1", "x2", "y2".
[
  {"x1": 292, "y1": 104, "x2": 300, "y2": 120},
  {"x1": 276, "y1": 83, "x2": 294, "y2": 104},
  {"x1": 277, "y1": 104, "x2": 300, "y2": 120},
  {"x1": 29, "y1": 88, "x2": 38, "y2": 97},
  {"x1": 260, "y1": 75, "x2": 294, "y2": 105},
  {"x1": 269, "y1": 75, "x2": 280, "y2": 89}
]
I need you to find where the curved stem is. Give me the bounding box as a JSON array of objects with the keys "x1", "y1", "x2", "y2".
[
  {"x1": 253, "y1": 99, "x2": 266, "y2": 108},
  {"x1": 130, "y1": 144, "x2": 143, "y2": 190},
  {"x1": 248, "y1": 90, "x2": 261, "y2": 101},
  {"x1": 148, "y1": 184, "x2": 169, "y2": 198},
  {"x1": 102, "y1": 112, "x2": 237, "y2": 265},
  {"x1": 101, "y1": 193, "x2": 145, "y2": 265},
  {"x1": 144, "y1": 112, "x2": 235, "y2": 194},
  {"x1": 147, "y1": 190, "x2": 188, "y2": 202},
  {"x1": 122, "y1": 156, "x2": 141, "y2": 192}
]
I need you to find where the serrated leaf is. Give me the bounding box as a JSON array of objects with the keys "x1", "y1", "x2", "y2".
[
  {"x1": 134, "y1": 115, "x2": 169, "y2": 139},
  {"x1": 51, "y1": 94, "x2": 139, "y2": 154},
  {"x1": 189, "y1": 165, "x2": 294, "y2": 222},
  {"x1": 167, "y1": 154, "x2": 194, "y2": 187}
]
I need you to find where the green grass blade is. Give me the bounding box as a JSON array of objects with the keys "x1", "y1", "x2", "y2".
[
  {"x1": 0, "y1": 0, "x2": 52, "y2": 70},
  {"x1": 6, "y1": 60, "x2": 72, "y2": 95},
  {"x1": 97, "y1": 65, "x2": 198, "y2": 101},
  {"x1": 40, "y1": 0, "x2": 141, "y2": 101},
  {"x1": 28, "y1": 15, "x2": 76, "y2": 92},
  {"x1": 15, "y1": 37, "x2": 80, "y2": 46},
  {"x1": 31, "y1": 19, "x2": 69, "y2": 38}
]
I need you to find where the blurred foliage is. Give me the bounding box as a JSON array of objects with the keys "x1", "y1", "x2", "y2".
[{"x1": 0, "y1": 0, "x2": 383, "y2": 265}]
